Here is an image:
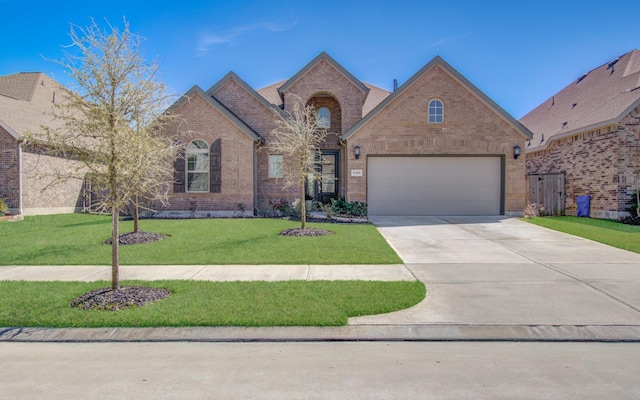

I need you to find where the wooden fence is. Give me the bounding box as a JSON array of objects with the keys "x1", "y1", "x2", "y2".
[{"x1": 528, "y1": 173, "x2": 565, "y2": 216}]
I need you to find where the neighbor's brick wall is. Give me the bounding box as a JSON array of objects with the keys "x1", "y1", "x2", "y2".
[
  {"x1": 161, "y1": 93, "x2": 255, "y2": 212},
  {"x1": 0, "y1": 130, "x2": 85, "y2": 215},
  {"x1": 21, "y1": 149, "x2": 86, "y2": 215},
  {"x1": 0, "y1": 129, "x2": 19, "y2": 211},
  {"x1": 346, "y1": 64, "x2": 527, "y2": 214},
  {"x1": 618, "y1": 107, "x2": 640, "y2": 214},
  {"x1": 526, "y1": 105, "x2": 640, "y2": 218}
]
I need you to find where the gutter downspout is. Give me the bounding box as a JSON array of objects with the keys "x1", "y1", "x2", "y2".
[
  {"x1": 253, "y1": 141, "x2": 260, "y2": 216},
  {"x1": 339, "y1": 138, "x2": 347, "y2": 201},
  {"x1": 17, "y1": 139, "x2": 24, "y2": 215}
]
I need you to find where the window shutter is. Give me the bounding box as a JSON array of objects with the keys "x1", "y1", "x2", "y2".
[
  {"x1": 173, "y1": 150, "x2": 185, "y2": 193},
  {"x1": 210, "y1": 139, "x2": 221, "y2": 193}
]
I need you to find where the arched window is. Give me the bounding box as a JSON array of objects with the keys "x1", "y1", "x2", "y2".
[
  {"x1": 428, "y1": 99, "x2": 444, "y2": 123},
  {"x1": 186, "y1": 139, "x2": 209, "y2": 192},
  {"x1": 317, "y1": 107, "x2": 330, "y2": 128}
]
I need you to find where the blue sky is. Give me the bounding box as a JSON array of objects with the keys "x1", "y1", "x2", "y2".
[{"x1": 1, "y1": 0, "x2": 639, "y2": 118}]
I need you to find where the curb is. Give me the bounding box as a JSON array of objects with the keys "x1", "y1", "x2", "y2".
[{"x1": 3, "y1": 324, "x2": 640, "y2": 343}]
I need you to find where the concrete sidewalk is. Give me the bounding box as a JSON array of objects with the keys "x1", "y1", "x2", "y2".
[{"x1": 0, "y1": 264, "x2": 414, "y2": 282}]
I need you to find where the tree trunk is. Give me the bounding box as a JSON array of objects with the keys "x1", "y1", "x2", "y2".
[
  {"x1": 133, "y1": 195, "x2": 139, "y2": 233},
  {"x1": 111, "y1": 206, "x2": 120, "y2": 290},
  {"x1": 300, "y1": 181, "x2": 306, "y2": 230}
]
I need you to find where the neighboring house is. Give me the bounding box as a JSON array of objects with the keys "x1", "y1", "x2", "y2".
[
  {"x1": 160, "y1": 52, "x2": 531, "y2": 217},
  {"x1": 522, "y1": 49, "x2": 640, "y2": 219},
  {"x1": 0, "y1": 72, "x2": 86, "y2": 215}
]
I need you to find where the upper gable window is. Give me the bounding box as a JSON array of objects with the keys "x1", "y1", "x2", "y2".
[
  {"x1": 317, "y1": 107, "x2": 330, "y2": 128},
  {"x1": 428, "y1": 99, "x2": 444, "y2": 124}
]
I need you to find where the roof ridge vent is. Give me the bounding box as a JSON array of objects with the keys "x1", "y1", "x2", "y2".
[{"x1": 607, "y1": 58, "x2": 619, "y2": 73}]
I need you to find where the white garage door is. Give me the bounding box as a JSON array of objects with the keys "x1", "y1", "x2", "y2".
[{"x1": 368, "y1": 157, "x2": 502, "y2": 216}]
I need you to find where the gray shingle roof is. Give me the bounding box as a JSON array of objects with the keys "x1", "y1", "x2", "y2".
[
  {"x1": 256, "y1": 80, "x2": 389, "y2": 114},
  {"x1": 520, "y1": 49, "x2": 640, "y2": 152},
  {"x1": 0, "y1": 72, "x2": 65, "y2": 140}
]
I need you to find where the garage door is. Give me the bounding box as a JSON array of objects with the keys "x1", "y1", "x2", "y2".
[{"x1": 367, "y1": 157, "x2": 502, "y2": 216}]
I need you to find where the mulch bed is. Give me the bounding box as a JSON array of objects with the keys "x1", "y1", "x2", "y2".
[
  {"x1": 278, "y1": 228, "x2": 334, "y2": 237},
  {"x1": 618, "y1": 216, "x2": 640, "y2": 226},
  {"x1": 102, "y1": 231, "x2": 167, "y2": 245},
  {"x1": 70, "y1": 286, "x2": 171, "y2": 311}
]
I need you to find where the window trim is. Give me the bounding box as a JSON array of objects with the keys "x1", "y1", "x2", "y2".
[
  {"x1": 428, "y1": 99, "x2": 444, "y2": 124},
  {"x1": 186, "y1": 139, "x2": 210, "y2": 193},
  {"x1": 268, "y1": 154, "x2": 284, "y2": 178}
]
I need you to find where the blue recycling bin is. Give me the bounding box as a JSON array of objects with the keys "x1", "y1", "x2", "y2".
[{"x1": 576, "y1": 195, "x2": 590, "y2": 217}]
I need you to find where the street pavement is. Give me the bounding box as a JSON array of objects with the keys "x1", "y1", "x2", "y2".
[
  {"x1": 2, "y1": 216, "x2": 640, "y2": 342},
  {"x1": 3, "y1": 341, "x2": 640, "y2": 399}
]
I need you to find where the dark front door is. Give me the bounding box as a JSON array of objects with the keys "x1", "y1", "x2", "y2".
[{"x1": 307, "y1": 151, "x2": 339, "y2": 204}]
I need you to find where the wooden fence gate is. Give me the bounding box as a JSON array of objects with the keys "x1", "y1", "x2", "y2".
[{"x1": 528, "y1": 173, "x2": 565, "y2": 216}]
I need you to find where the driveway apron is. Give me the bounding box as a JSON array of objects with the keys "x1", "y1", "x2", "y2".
[{"x1": 350, "y1": 216, "x2": 640, "y2": 326}]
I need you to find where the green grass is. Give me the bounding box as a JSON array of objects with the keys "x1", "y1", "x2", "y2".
[
  {"x1": 523, "y1": 216, "x2": 640, "y2": 253},
  {"x1": 0, "y1": 214, "x2": 402, "y2": 265},
  {"x1": 0, "y1": 280, "x2": 426, "y2": 327}
]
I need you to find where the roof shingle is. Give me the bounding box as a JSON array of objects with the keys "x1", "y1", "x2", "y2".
[
  {"x1": 520, "y1": 49, "x2": 640, "y2": 151},
  {"x1": 0, "y1": 72, "x2": 66, "y2": 140}
]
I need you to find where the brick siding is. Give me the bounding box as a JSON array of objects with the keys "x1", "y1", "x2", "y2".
[
  {"x1": 160, "y1": 93, "x2": 256, "y2": 213},
  {"x1": 526, "y1": 105, "x2": 640, "y2": 219},
  {"x1": 0, "y1": 129, "x2": 19, "y2": 211},
  {"x1": 345, "y1": 64, "x2": 527, "y2": 214}
]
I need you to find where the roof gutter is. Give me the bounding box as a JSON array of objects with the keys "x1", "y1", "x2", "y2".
[{"x1": 525, "y1": 118, "x2": 621, "y2": 154}]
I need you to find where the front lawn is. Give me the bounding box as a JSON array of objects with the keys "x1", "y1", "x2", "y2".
[
  {"x1": 0, "y1": 214, "x2": 402, "y2": 265},
  {"x1": 523, "y1": 216, "x2": 640, "y2": 253},
  {"x1": 0, "y1": 280, "x2": 425, "y2": 327}
]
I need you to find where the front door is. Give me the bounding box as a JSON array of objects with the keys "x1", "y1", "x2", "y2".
[{"x1": 307, "y1": 151, "x2": 339, "y2": 204}]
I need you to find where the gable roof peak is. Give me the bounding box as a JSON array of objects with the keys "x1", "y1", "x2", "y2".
[
  {"x1": 278, "y1": 51, "x2": 370, "y2": 99},
  {"x1": 166, "y1": 84, "x2": 263, "y2": 143},
  {"x1": 206, "y1": 71, "x2": 275, "y2": 112},
  {"x1": 343, "y1": 54, "x2": 532, "y2": 140}
]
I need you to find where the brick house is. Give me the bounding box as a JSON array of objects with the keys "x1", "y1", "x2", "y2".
[
  {"x1": 522, "y1": 49, "x2": 640, "y2": 219},
  {"x1": 160, "y1": 52, "x2": 531, "y2": 216},
  {"x1": 159, "y1": 52, "x2": 531, "y2": 215},
  {"x1": 0, "y1": 72, "x2": 86, "y2": 215}
]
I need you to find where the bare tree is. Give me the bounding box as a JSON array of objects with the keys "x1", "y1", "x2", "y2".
[
  {"x1": 30, "y1": 18, "x2": 178, "y2": 290},
  {"x1": 267, "y1": 95, "x2": 328, "y2": 229}
]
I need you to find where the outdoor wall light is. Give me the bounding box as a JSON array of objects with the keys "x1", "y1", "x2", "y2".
[
  {"x1": 354, "y1": 145, "x2": 361, "y2": 159},
  {"x1": 513, "y1": 145, "x2": 521, "y2": 160}
]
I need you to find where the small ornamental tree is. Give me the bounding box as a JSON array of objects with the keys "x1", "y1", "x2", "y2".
[
  {"x1": 267, "y1": 95, "x2": 328, "y2": 229},
  {"x1": 30, "y1": 18, "x2": 179, "y2": 290}
]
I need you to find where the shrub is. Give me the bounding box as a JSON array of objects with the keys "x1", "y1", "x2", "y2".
[
  {"x1": 0, "y1": 198, "x2": 8, "y2": 215},
  {"x1": 268, "y1": 198, "x2": 308, "y2": 218},
  {"x1": 320, "y1": 202, "x2": 335, "y2": 219},
  {"x1": 331, "y1": 196, "x2": 368, "y2": 217},
  {"x1": 523, "y1": 203, "x2": 545, "y2": 219},
  {"x1": 626, "y1": 190, "x2": 640, "y2": 217}
]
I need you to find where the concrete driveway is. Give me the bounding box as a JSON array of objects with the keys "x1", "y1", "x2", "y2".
[{"x1": 350, "y1": 216, "x2": 640, "y2": 326}]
